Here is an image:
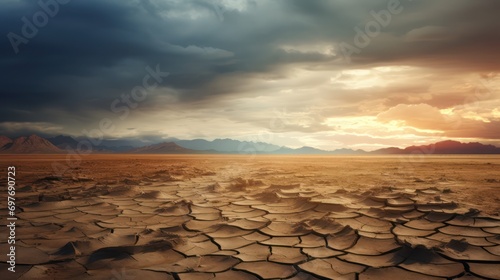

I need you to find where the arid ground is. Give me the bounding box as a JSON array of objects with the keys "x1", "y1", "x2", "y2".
[{"x1": 1, "y1": 155, "x2": 499, "y2": 279}]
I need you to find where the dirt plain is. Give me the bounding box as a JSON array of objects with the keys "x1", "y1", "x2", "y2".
[{"x1": 0, "y1": 154, "x2": 499, "y2": 279}]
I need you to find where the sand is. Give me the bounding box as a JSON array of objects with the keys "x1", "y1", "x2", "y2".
[{"x1": 0, "y1": 154, "x2": 499, "y2": 279}]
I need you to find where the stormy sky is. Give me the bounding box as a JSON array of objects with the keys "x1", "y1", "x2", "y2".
[{"x1": 1, "y1": 0, "x2": 500, "y2": 150}]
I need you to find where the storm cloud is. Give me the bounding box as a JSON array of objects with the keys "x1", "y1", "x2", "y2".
[{"x1": 1, "y1": 0, "x2": 499, "y2": 149}]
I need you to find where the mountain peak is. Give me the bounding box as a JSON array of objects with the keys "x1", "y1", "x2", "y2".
[
  {"x1": 386, "y1": 140, "x2": 500, "y2": 154},
  {"x1": 0, "y1": 134, "x2": 63, "y2": 154},
  {"x1": 128, "y1": 142, "x2": 198, "y2": 154},
  {"x1": 28, "y1": 134, "x2": 44, "y2": 140},
  {"x1": 0, "y1": 135, "x2": 499, "y2": 155},
  {"x1": 46, "y1": 135, "x2": 79, "y2": 150}
]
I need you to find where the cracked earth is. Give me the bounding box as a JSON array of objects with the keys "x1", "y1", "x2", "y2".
[{"x1": 0, "y1": 155, "x2": 499, "y2": 279}]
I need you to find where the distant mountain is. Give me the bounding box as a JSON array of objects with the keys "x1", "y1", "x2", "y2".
[
  {"x1": 272, "y1": 146, "x2": 328, "y2": 154},
  {"x1": 410, "y1": 140, "x2": 500, "y2": 154},
  {"x1": 175, "y1": 139, "x2": 367, "y2": 155},
  {"x1": 127, "y1": 142, "x2": 201, "y2": 154},
  {"x1": 47, "y1": 135, "x2": 80, "y2": 150},
  {"x1": 371, "y1": 147, "x2": 406, "y2": 154},
  {"x1": 0, "y1": 135, "x2": 63, "y2": 153},
  {"x1": 175, "y1": 138, "x2": 281, "y2": 153},
  {"x1": 0, "y1": 136, "x2": 12, "y2": 149},
  {"x1": 98, "y1": 145, "x2": 136, "y2": 152},
  {"x1": 47, "y1": 135, "x2": 135, "y2": 152},
  {"x1": 371, "y1": 140, "x2": 500, "y2": 154},
  {"x1": 271, "y1": 146, "x2": 368, "y2": 155},
  {"x1": 96, "y1": 136, "x2": 181, "y2": 152},
  {"x1": 330, "y1": 148, "x2": 368, "y2": 155},
  {"x1": 2, "y1": 134, "x2": 499, "y2": 155}
]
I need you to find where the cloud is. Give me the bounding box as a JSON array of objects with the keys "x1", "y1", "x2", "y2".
[
  {"x1": 378, "y1": 103, "x2": 500, "y2": 139},
  {"x1": 405, "y1": 26, "x2": 451, "y2": 42},
  {"x1": 0, "y1": 0, "x2": 499, "y2": 148},
  {"x1": 377, "y1": 104, "x2": 446, "y2": 130},
  {"x1": 0, "y1": 122, "x2": 64, "y2": 137}
]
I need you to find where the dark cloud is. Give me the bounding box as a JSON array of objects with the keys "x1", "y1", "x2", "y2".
[{"x1": 1, "y1": 0, "x2": 499, "y2": 143}]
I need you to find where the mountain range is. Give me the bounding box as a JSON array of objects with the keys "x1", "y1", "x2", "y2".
[
  {"x1": 127, "y1": 142, "x2": 205, "y2": 154},
  {"x1": 46, "y1": 135, "x2": 137, "y2": 152},
  {"x1": 372, "y1": 140, "x2": 500, "y2": 154},
  {"x1": 175, "y1": 138, "x2": 281, "y2": 153},
  {"x1": 0, "y1": 135, "x2": 63, "y2": 154},
  {"x1": 1, "y1": 134, "x2": 500, "y2": 154}
]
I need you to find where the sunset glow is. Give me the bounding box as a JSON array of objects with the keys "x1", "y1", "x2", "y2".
[{"x1": 1, "y1": 0, "x2": 499, "y2": 150}]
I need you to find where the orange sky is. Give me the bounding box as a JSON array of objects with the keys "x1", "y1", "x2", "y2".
[{"x1": 1, "y1": 0, "x2": 499, "y2": 150}]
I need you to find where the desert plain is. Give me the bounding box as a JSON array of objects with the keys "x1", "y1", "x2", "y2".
[{"x1": 1, "y1": 154, "x2": 499, "y2": 280}]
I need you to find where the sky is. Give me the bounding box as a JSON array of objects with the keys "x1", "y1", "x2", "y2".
[{"x1": 1, "y1": 0, "x2": 500, "y2": 150}]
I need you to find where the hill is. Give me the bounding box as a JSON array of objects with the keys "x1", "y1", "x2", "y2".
[
  {"x1": 371, "y1": 140, "x2": 500, "y2": 154},
  {"x1": 0, "y1": 135, "x2": 63, "y2": 153},
  {"x1": 127, "y1": 142, "x2": 200, "y2": 154},
  {"x1": 1, "y1": 134, "x2": 500, "y2": 155},
  {"x1": 47, "y1": 135, "x2": 80, "y2": 150},
  {"x1": 175, "y1": 138, "x2": 281, "y2": 153}
]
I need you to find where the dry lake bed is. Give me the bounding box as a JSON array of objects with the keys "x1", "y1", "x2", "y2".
[{"x1": 1, "y1": 155, "x2": 499, "y2": 279}]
